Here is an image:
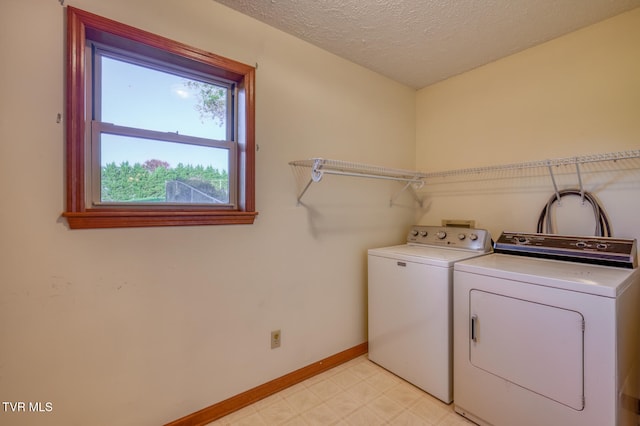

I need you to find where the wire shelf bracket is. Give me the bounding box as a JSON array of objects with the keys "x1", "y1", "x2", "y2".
[{"x1": 289, "y1": 158, "x2": 427, "y2": 206}]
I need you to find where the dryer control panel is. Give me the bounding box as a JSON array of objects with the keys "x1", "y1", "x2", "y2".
[
  {"x1": 494, "y1": 232, "x2": 638, "y2": 268},
  {"x1": 407, "y1": 226, "x2": 492, "y2": 252}
]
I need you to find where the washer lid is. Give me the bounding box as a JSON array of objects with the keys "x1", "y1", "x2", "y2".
[
  {"x1": 455, "y1": 253, "x2": 639, "y2": 297},
  {"x1": 368, "y1": 244, "x2": 490, "y2": 268}
]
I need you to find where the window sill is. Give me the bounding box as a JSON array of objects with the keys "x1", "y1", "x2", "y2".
[{"x1": 62, "y1": 210, "x2": 258, "y2": 229}]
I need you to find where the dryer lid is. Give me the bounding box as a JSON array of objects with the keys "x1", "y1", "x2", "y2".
[{"x1": 455, "y1": 253, "x2": 638, "y2": 297}]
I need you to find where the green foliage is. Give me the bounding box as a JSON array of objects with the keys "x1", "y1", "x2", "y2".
[
  {"x1": 184, "y1": 80, "x2": 226, "y2": 126},
  {"x1": 101, "y1": 160, "x2": 228, "y2": 203}
]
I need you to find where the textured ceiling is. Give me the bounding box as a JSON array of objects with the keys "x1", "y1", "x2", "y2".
[{"x1": 214, "y1": 0, "x2": 640, "y2": 89}]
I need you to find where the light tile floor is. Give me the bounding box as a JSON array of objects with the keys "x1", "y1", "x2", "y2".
[{"x1": 208, "y1": 355, "x2": 475, "y2": 425}]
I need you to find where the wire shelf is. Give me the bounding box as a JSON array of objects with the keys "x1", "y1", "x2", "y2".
[
  {"x1": 290, "y1": 158, "x2": 427, "y2": 181},
  {"x1": 289, "y1": 158, "x2": 427, "y2": 205},
  {"x1": 289, "y1": 150, "x2": 640, "y2": 206},
  {"x1": 422, "y1": 149, "x2": 640, "y2": 179}
]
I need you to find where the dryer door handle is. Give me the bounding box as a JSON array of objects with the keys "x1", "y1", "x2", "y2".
[{"x1": 471, "y1": 314, "x2": 478, "y2": 342}]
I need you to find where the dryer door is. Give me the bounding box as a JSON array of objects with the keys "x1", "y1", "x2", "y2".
[{"x1": 469, "y1": 290, "x2": 585, "y2": 410}]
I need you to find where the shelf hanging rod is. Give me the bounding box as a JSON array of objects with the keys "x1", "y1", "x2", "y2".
[{"x1": 313, "y1": 168, "x2": 425, "y2": 184}]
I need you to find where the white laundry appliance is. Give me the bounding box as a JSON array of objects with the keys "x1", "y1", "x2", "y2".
[
  {"x1": 368, "y1": 225, "x2": 492, "y2": 403},
  {"x1": 453, "y1": 232, "x2": 640, "y2": 426}
]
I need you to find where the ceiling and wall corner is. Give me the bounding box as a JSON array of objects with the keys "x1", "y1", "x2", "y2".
[{"x1": 214, "y1": 0, "x2": 640, "y2": 89}]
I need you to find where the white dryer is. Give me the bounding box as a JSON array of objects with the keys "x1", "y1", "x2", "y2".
[
  {"x1": 453, "y1": 232, "x2": 640, "y2": 426},
  {"x1": 368, "y1": 225, "x2": 492, "y2": 403}
]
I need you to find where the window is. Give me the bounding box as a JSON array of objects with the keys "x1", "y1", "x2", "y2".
[{"x1": 63, "y1": 7, "x2": 257, "y2": 229}]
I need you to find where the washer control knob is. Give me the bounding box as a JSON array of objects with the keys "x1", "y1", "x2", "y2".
[
  {"x1": 469, "y1": 233, "x2": 478, "y2": 241},
  {"x1": 436, "y1": 231, "x2": 447, "y2": 240},
  {"x1": 596, "y1": 243, "x2": 608, "y2": 250},
  {"x1": 411, "y1": 230, "x2": 419, "y2": 237},
  {"x1": 458, "y1": 233, "x2": 466, "y2": 240},
  {"x1": 419, "y1": 231, "x2": 428, "y2": 237},
  {"x1": 576, "y1": 241, "x2": 587, "y2": 248}
]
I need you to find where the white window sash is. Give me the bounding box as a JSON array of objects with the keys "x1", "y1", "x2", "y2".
[{"x1": 90, "y1": 121, "x2": 237, "y2": 208}]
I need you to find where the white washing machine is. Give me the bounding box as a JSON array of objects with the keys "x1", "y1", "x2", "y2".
[
  {"x1": 368, "y1": 225, "x2": 492, "y2": 403},
  {"x1": 453, "y1": 232, "x2": 640, "y2": 426}
]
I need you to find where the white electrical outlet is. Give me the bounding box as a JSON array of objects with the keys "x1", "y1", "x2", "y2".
[{"x1": 271, "y1": 330, "x2": 281, "y2": 349}]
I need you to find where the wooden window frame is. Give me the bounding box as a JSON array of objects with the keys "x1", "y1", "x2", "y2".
[{"x1": 63, "y1": 6, "x2": 257, "y2": 229}]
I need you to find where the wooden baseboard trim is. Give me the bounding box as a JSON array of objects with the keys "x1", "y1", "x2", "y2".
[{"x1": 165, "y1": 342, "x2": 368, "y2": 426}]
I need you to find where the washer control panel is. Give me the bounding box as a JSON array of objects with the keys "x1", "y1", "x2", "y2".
[
  {"x1": 494, "y1": 232, "x2": 638, "y2": 268},
  {"x1": 407, "y1": 226, "x2": 492, "y2": 252}
]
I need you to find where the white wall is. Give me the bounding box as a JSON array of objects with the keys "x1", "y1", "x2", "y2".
[
  {"x1": 415, "y1": 8, "x2": 640, "y2": 242},
  {"x1": 0, "y1": 1, "x2": 416, "y2": 425}
]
